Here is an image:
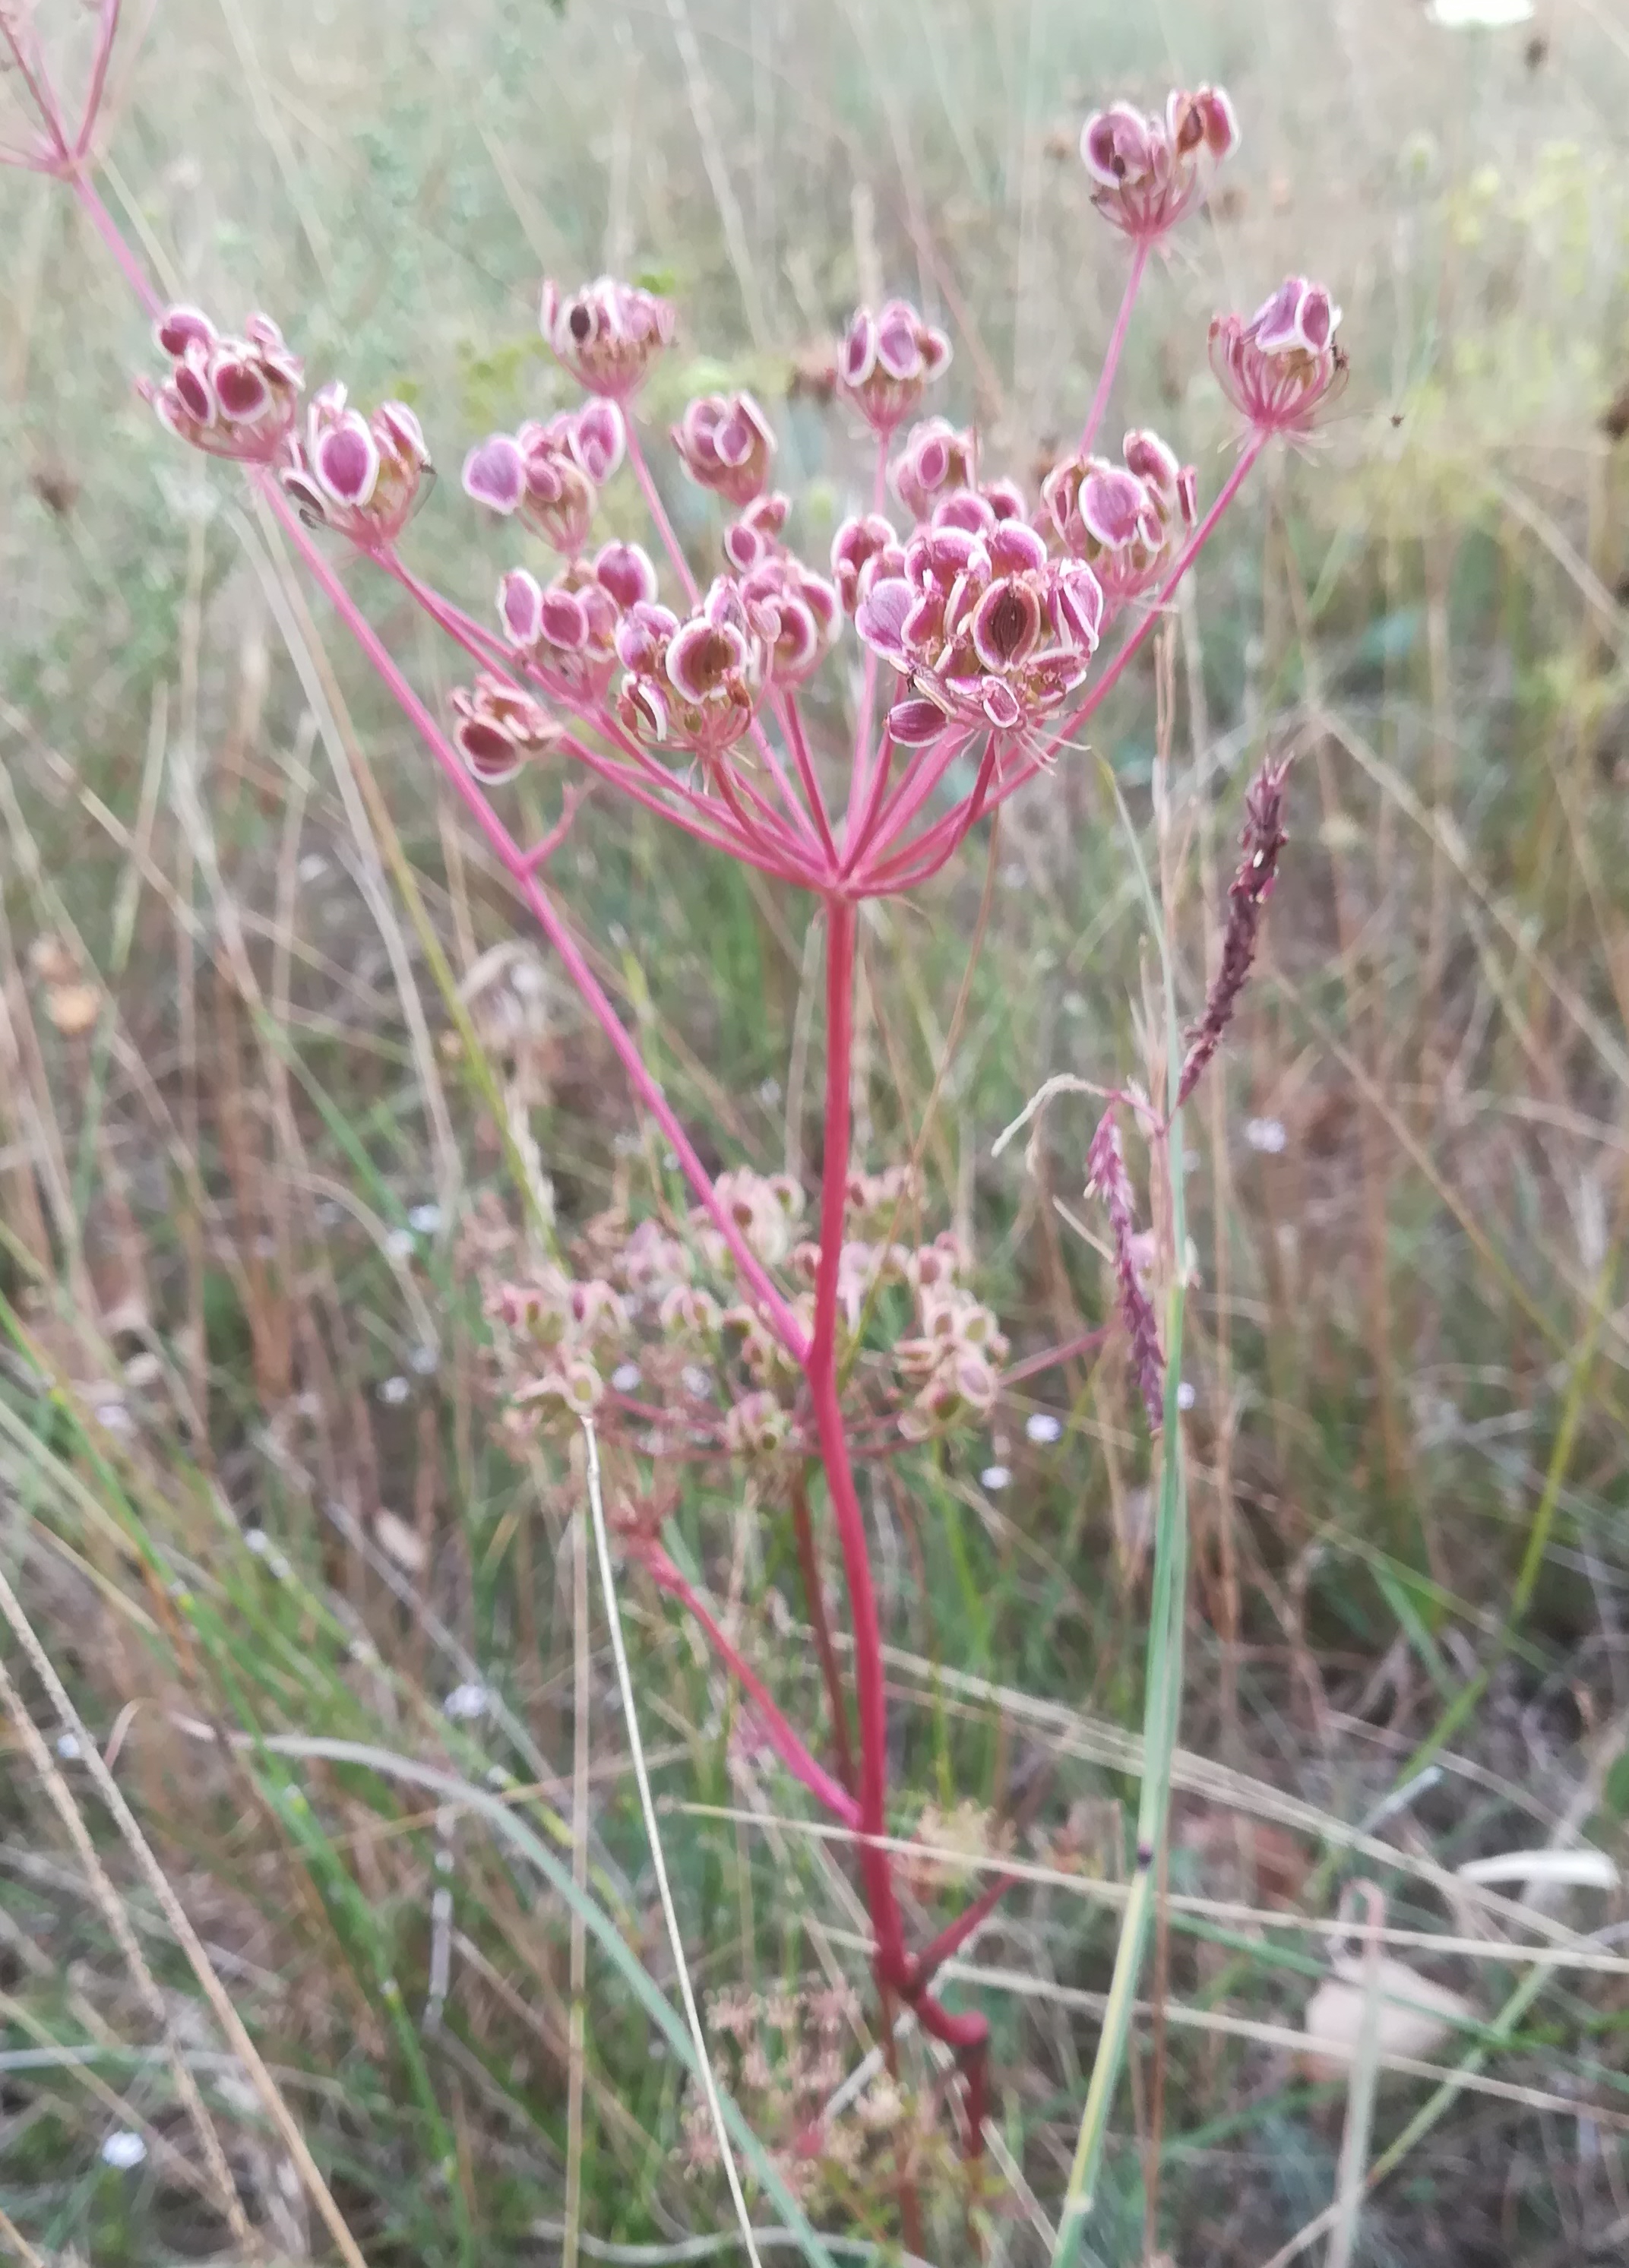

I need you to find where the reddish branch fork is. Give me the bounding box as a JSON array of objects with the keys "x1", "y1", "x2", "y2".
[{"x1": 13, "y1": 0, "x2": 1337, "y2": 2165}]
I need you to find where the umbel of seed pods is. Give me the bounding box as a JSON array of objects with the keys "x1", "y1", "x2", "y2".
[{"x1": 137, "y1": 74, "x2": 1333, "y2": 2172}]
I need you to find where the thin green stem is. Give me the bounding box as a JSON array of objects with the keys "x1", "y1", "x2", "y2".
[{"x1": 1049, "y1": 767, "x2": 1191, "y2": 2268}]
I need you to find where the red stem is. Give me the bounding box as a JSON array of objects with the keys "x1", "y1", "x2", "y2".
[
  {"x1": 71, "y1": 166, "x2": 160, "y2": 316},
  {"x1": 789, "y1": 1469, "x2": 857, "y2": 1798},
  {"x1": 255, "y1": 475, "x2": 811, "y2": 1362},
  {"x1": 624, "y1": 420, "x2": 700, "y2": 608},
  {"x1": 840, "y1": 439, "x2": 892, "y2": 849},
  {"x1": 808, "y1": 897, "x2": 909, "y2": 1984},
  {"x1": 779, "y1": 695, "x2": 838, "y2": 868},
  {"x1": 911, "y1": 1871, "x2": 1021, "y2": 1989},
  {"x1": 1078, "y1": 239, "x2": 1150, "y2": 456},
  {"x1": 76, "y1": 0, "x2": 124, "y2": 160},
  {"x1": 643, "y1": 1549, "x2": 859, "y2": 1828}
]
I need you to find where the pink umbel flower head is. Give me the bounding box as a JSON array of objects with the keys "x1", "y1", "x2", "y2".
[
  {"x1": 280, "y1": 382, "x2": 431, "y2": 546},
  {"x1": 451, "y1": 673, "x2": 564, "y2": 785},
  {"x1": 838, "y1": 299, "x2": 952, "y2": 438},
  {"x1": 616, "y1": 577, "x2": 764, "y2": 761},
  {"x1": 498, "y1": 539, "x2": 656, "y2": 695},
  {"x1": 462, "y1": 401, "x2": 625, "y2": 554},
  {"x1": 141, "y1": 305, "x2": 303, "y2": 463},
  {"x1": 857, "y1": 513, "x2": 1103, "y2": 739},
  {"x1": 539, "y1": 275, "x2": 675, "y2": 400},
  {"x1": 672, "y1": 391, "x2": 777, "y2": 508},
  {"x1": 1042, "y1": 427, "x2": 1198, "y2": 607},
  {"x1": 1080, "y1": 85, "x2": 1238, "y2": 242},
  {"x1": 830, "y1": 514, "x2": 906, "y2": 616},
  {"x1": 889, "y1": 418, "x2": 977, "y2": 523},
  {"x1": 1209, "y1": 278, "x2": 1347, "y2": 439}
]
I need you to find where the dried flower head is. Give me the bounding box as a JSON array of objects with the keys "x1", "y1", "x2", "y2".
[
  {"x1": 723, "y1": 491, "x2": 791, "y2": 574},
  {"x1": 1209, "y1": 278, "x2": 1347, "y2": 439},
  {"x1": 838, "y1": 299, "x2": 952, "y2": 438},
  {"x1": 1080, "y1": 85, "x2": 1238, "y2": 241},
  {"x1": 830, "y1": 513, "x2": 906, "y2": 616},
  {"x1": 461, "y1": 401, "x2": 625, "y2": 553},
  {"x1": 672, "y1": 391, "x2": 777, "y2": 507},
  {"x1": 1084, "y1": 1110, "x2": 1165, "y2": 1431},
  {"x1": 1042, "y1": 428, "x2": 1198, "y2": 607},
  {"x1": 280, "y1": 382, "x2": 431, "y2": 546},
  {"x1": 451, "y1": 673, "x2": 563, "y2": 784},
  {"x1": 498, "y1": 542, "x2": 657, "y2": 695},
  {"x1": 857, "y1": 508, "x2": 1103, "y2": 739},
  {"x1": 539, "y1": 274, "x2": 675, "y2": 399},
  {"x1": 1177, "y1": 755, "x2": 1290, "y2": 1106},
  {"x1": 615, "y1": 579, "x2": 765, "y2": 760},
  {"x1": 888, "y1": 417, "x2": 977, "y2": 522},
  {"x1": 141, "y1": 305, "x2": 303, "y2": 462}
]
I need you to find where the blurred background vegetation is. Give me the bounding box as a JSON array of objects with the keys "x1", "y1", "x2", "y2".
[{"x1": 4, "y1": 0, "x2": 1629, "y2": 2261}]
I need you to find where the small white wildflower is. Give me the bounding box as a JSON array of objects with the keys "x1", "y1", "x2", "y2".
[
  {"x1": 443, "y1": 1681, "x2": 490, "y2": 1721},
  {"x1": 1177, "y1": 1381, "x2": 1197, "y2": 1412},
  {"x1": 612, "y1": 1362, "x2": 643, "y2": 1393},
  {"x1": 408, "y1": 1343, "x2": 440, "y2": 1376},
  {"x1": 435, "y1": 1846, "x2": 456, "y2": 1874},
  {"x1": 385, "y1": 1227, "x2": 416, "y2": 1261},
  {"x1": 758, "y1": 1076, "x2": 783, "y2": 1107},
  {"x1": 93, "y1": 1401, "x2": 134, "y2": 1437},
  {"x1": 665, "y1": 1150, "x2": 679, "y2": 1171},
  {"x1": 1025, "y1": 1412, "x2": 1063, "y2": 1446},
  {"x1": 56, "y1": 1733, "x2": 81, "y2": 1760},
  {"x1": 682, "y1": 1365, "x2": 713, "y2": 1400},
  {"x1": 101, "y1": 2130, "x2": 147, "y2": 2170},
  {"x1": 979, "y1": 1464, "x2": 1012, "y2": 1492},
  {"x1": 1245, "y1": 1116, "x2": 1287, "y2": 1155},
  {"x1": 409, "y1": 1202, "x2": 443, "y2": 1235},
  {"x1": 297, "y1": 852, "x2": 328, "y2": 884},
  {"x1": 245, "y1": 1527, "x2": 270, "y2": 1556},
  {"x1": 999, "y1": 860, "x2": 1027, "y2": 888},
  {"x1": 378, "y1": 1375, "x2": 411, "y2": 1406}
]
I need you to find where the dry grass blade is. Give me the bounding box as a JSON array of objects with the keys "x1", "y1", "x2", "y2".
[
  {"x1": 0, "y1": 1567, "x2": 370, "y2": 2268},
  {"x1": 0, "y1": 1650, "x2": 255, "y2": 2244}
]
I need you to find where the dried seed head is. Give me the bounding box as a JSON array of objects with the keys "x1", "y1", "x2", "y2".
[{"x1": 1176, "y1": 755, "x2": 1290, "y2": 1106}]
